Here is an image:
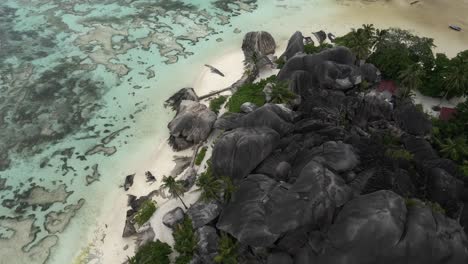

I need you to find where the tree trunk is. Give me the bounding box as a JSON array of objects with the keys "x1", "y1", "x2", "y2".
[{"x1": 176, "y1": 193, "x2": 188, "y2": 209}]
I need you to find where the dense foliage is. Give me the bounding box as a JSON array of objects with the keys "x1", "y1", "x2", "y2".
[
  {"x1": 196, "y1": 161, "x2": 235, "y2": 202},
  {"x1": 134, "y1": 200, "x2": 157, "y2": 226},
  {"x1": 227, "y1": 76, "x2": 276, "y2": 112},
  {"x1": 195, "y1": 146, "x2": 208, "y2": 166},
  {"x1": 128, "y1": 240, "x2": 172, "y2": 264},
  {"x1": 269, "y1": 81, "x2": 297, "y2": 104},
  {"x1": 214, "y1": 233, "x2": 238, "y2": 264},
  {"x1": 210, "y1": 96, "x2": 227, "y2": 114},
  {"x1": 173, "y1": 217, "x2": 197, "y2": 264},
  {"x1": 431, "y1": 101, "x2": 468, "y2": 176}
]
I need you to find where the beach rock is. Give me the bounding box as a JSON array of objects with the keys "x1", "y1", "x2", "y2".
[
  {"x1": 278, "y1": 46, "x2": 356, "y2": 82},
  {"x1": 308, "y1": 141, "x2": 359, "y2": 172},
  {"x1": 186, "y1": 200, "x2": 222, "y2": 229},
  {"x1": 165, "y1": 88, "x2": 198, "y2": 111},
  {"x1": 196, "y1": 226, "x2": 219, "y2": 264},
  {"x1": 179, "y1": 167, "x2": 197, "y2": 190},
  {"x1": 122, "y1": 218, "x2": 136, "y2": 238},
  {"x1": 242, "y1": 31, "x2": 276, "y2": 58},
  {"x1": 162, "y1": 207, "x2": 185, "y2": 228},
  {"x1": 240, "y1": 102, "x2": 258, "y2": 113},
  {"x1": 215, "y1": 104, "x2": 294, "y2": 136},
  {"x1": 316, "y1": 190, "x2": 468, "y2": 263},
  {"x1": 217, "y1": 174, "x2": 281, "y2": 247},
  {"x1": 402, "y1": 135, "x2": 438, "y2": 161},
  {"x1": 124, "y1": 174, "x2": 135, "y2": 191},
  {"x1": 168, "y1": 100, "x2": 217, "y2": 150},
  {"x1": 280, "y1": 31, "x2": 304, "y2": 61},
  {"x1": 428, "y1": 168, "x2": 464, "y2": 207},
  {"x1": 135, "y1": 223, "x2": 155, "y2": 249},
  {"x1": 312, "y1": 30, "x2": 327, "y2": 44},
  {"x1": 263, "y1": 83, "x2": 274, "y2": 102},
  {"x1": 360, "y1": 63, "x2": 381, "y2": 83},
  {"x1": 288, "y1": 70, "x2": 314, "y2": 97},
  {"x1": 211, "y1": 127, "x2": 280, "y2": 181},
  {"x1": 394, "y1": 100, "x2": 432, "y2": 136}
]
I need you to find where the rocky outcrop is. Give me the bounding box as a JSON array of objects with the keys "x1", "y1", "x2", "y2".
[
  {"x1": 240, "y1": 102, "x2": 258, "y2": 113},
  {"x1": 215, "y1": 104, "x2": 294, "y2": 136},
  {"x1": 165, "y1": 88, "x2": 198, "y2": 111},
  {"x1": 135, "y1": 223, "x2": 155, "y2": 249},
  {"x1": 314, "y1": 191, "x2": 468, "y2": 264},
  {"x1": 394, "y1": 100, "x2": 432, "y2": 136},
  {"x1": 196, "y1": 226, "x2": 219, "y2": 264},
  {"x1": 242, "y1": 31, "x2": 276, "y2": 58},
  {"x1": 211, "y1": 127, "x2": 280, "y2": 181},
  {"x1": 280, "y1": 31, "x2": 304, "y2": 61},
  {"x1": 162, "y1": 207, "x2": 185, "y2": 228},
  {"x1": 168, "y1": 100, "x2": 217, "y2": 150},
  {"x1": 186, "y1": 201, "x2": 222, "y2": 229}
]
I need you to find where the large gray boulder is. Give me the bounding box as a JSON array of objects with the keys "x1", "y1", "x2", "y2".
[
  {"x1": 278, "y1": 46, "x2": 356, "y2": 81},
  {"x1": 308, "y1": 141, "x2": 359, "y2": 172},
  {"x1": 168, "y1": 100, "x2": 217, "y2": 150},
  {"x1": 135, "y1": 223, "x2": 155, "y2": 249},
  {"x1": 215, "y1": 104, "x2": 294, "y2": 136},
  {"x1": 242, "y1": 31, "x2": 276, "y2": 58},
  {"x1": 316, "y1": 190, "x2": 468, "y2": 264},
  {"x1": 394, "y1": 101, "x2": 432, "y2": 136},
  {"x1": 212, "y1": 127, "x2": 280, "y2": 182},
  {"x1": 165, "y1": 87, "x2": 198, "y2": 111},
  {"x1": 428, "y1": 168, "x2": 464, "y2": 207},
  {"x1": 280, "y1": 31, "x2": 304, "y2": 61},
  {"x1": 186, "y1": 200, "x2": 222, "y2": 229},
  {"x1": 217, "y1": 174, "x2": 281, "y2": 247},
  {"x1": 162, "y1": 207, "x2": 184, "y2": 228},
  {"x1": 217, "y1": 162, "x2": 353, "y2": 248},
  {"x1": 196, "y1": 226, "x2": 219, "y2": 264},
  {"x1": 359, "y1": 63, "x2": 381, "y2": 84},
  {"x1": 267, "y1": 252, "x2": 293, "y2": 264}
]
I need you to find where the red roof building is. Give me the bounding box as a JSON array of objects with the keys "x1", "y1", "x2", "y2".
[
  {"x1": 439, "y1": 107, "x2": 457, "y2": 121},
  {"x1": 377, "y1": 80, "x2": 398, "y2": 95}
]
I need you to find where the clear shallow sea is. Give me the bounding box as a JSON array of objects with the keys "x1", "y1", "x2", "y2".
[
  {"x1": 1, "y1": 0, "x2": 468, "y2": 263},
  {"x1": 0, "y1": 0, "x2": 328, "y2": 263}
]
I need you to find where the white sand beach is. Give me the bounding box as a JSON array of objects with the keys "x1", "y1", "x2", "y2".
[{"x1": 75, "y1": 1, "x2": 468, "y2": 263}]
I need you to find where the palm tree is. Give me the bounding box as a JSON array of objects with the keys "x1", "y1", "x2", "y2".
[
  {"x1": 161, "y1": 175, "x2": 188, "y2": 209},
  {"x1": 214, "y1": 233, "x2": 238, "y2": 264},
  {"x1": 439, "y1": 137, "x2": 468, "y2": 162},
  {"x1": 196, "y1": 169, "x2": 223, "y2": 202},
  {"x1": 441, "y1": 56, "x2": 468, "y2": 101},
  {"x1": 398, "y1": 63, "x2": 425, "y2": 98}
]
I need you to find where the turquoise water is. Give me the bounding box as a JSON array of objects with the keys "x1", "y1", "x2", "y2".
[
  {"x1": 2, "y1": 0, "x2": 467, "y2": 263},
  {"x1": 0, "y1": 1, "x2": 322, "y2": 263}
]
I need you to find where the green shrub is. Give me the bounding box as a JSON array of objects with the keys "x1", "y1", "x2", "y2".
[
  {"x1": 128, "y1": 240, "x2": 172, "y2": 264},
  {"x1": 227, "y1": 76, "x2": 276, "y2": 113},
  {"x1": 385, "y1": 148, "x2": 414, "y2": 161},
  {"x1": 134, "y1": 200, "x2": 157, "y2": 226},
  {"x1": 196, "y1": 161, "x2": 222, "y2": 202},
  {"x1": 173, "y1": 217, "x2": 197, "y2": 264},
  {"x1": 210, "y1": 96, "x2": 227, "y2": 114},
  {"x1": 195, "y1": 146, "x2": 208, "y2": 166},
  {"x1": 276, "y1": 57, "x2": 285, "y2": 69},
  {"x1": 270, "y1": 81, "x2": 296, "y2": 105},
  {"x1": 381, "y1": 133, "x2": 401, "y2": 147},
  {"x1": 214, "y1": 233, "x2": 238, "y2": 264},
  {"x1": 415, "y1": 104, "x2": 424, "y2": 113},
  {"x1": 405, "y1": 198, "x2": 421, "y2": 208},
  {"x1": 426, "y1": 201, "x2": 446, "y2": 214}
]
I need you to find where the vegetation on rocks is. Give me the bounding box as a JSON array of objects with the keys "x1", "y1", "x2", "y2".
[
  {"x1": 173, "y1": 217, "x2": 198, "y2": 264},
  {"x1": 210, "y1": 96, "x2": 228, "y2": 114},
  {"x1": 196, "y1": 161, "x2": 236, "y2": 202},
  {"x1": 304, "y1": 43, "x2": 333, "y2": 54},
  {"x1": 128, "y1": 240, "x2": 172, "y2": 264},
  {"x1": 214, "y1": 233, "x2": 238, "y2": 264},
  {"x1": 195, "y1": 146, "x2": 208, "y2": 166},
  {"x1": 227, "y1": 76, "x2": 276, "y2": 112},
  {"x1": 134, "y1": 200, "x2": 157, "y2": 226},
  {"x1": 385, "y1": 148, "x2": 414, "y2": 161},
  {"x1": 269, "y1": 81, "x2": 296, "y2": 105}
]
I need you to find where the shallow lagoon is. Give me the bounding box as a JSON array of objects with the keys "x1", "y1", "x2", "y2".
[{"x1": 0, "y1": 0, "x2": 467, "y2": 263}]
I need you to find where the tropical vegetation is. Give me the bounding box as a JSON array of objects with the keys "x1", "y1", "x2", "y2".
[
  {"x1": 196, "y1": 161, "x2": 235, "y2": 203},
  {"x1": 161, "y1": 175, "x2": 188, "y2": 209},
  {"x1": 134, "y1": 199, "x2": 157, "y2": 226},
  {"x1": 214, "y1": 232, "x2": 238, "y2": 264},
  {"x1": 210, "y1": 96, "x2": 228, "y2": 114},
  {"x1": 128, "y1": 240, "x2": 172, "y2": 264},
  {"x1": 195, "y1": 146, "x2": 208, "y2": 166},
  {"x1": 173, "y1": 217, "x2": 198, "y2": 264}
]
